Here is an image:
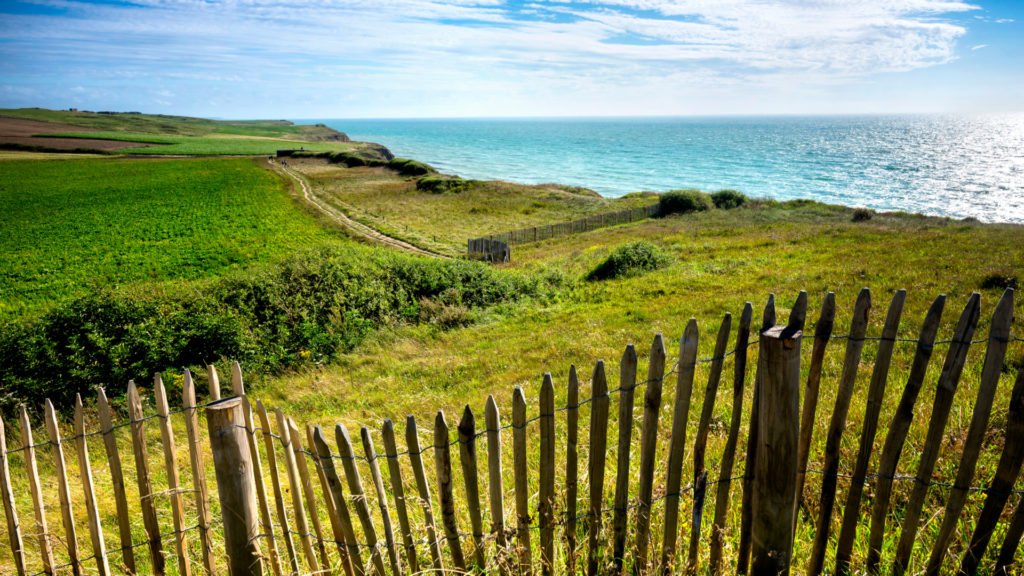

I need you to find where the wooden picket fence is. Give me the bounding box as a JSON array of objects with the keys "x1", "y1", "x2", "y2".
[
  {"x1": 468, "y1": 203, "x2": 660, "y2": 251},
  {"x1": 1, "y1": 288, "x2": 1023, "y2": 576}
]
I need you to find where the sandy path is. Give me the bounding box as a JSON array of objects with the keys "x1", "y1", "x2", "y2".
[{"x1": 271, "y1": 160, "x2": 449, "y2": 259}]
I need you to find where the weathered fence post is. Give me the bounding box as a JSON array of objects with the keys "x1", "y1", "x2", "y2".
[
  {"x1": 207, "y1": 397, "x2": 264, "y2": 576},
  {"x1": 749, "y1": 316, "x2": 802, "y2": 575}
]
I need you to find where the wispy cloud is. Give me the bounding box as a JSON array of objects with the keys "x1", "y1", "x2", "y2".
[{"x1": 0, "y1": 0, "x2": 995, "y2": 116}]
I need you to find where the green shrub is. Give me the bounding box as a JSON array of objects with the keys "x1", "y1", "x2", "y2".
[
  {"x1": 659, "y1": 189, "x2": 713, "y2": 216},
  {"x1": 0, "y1": 246, "x2": 550, "y2": 410},
  {"x1": 710, "y1": 189, "x2": 748, "y2": 209},
  {"x1": 417, "y1": 176, "x2": 472, "y2": 194},
  {"x1": 586, "y1": 241, "x2": 672, "y2": 281},
  {"x1": 981, "y1": 273, "x2": 1018, "y2": 291},
  {"x1": 852, "y1": 208, "x2": 873, "y2": 222},
  {"x1": 388, "y1": 158, "x2": 434, "y2": 177}
]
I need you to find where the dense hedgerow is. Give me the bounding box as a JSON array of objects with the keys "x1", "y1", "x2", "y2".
[
  {"x1": 659, "y1": 189, "x2": 714, "y2": 216},
  {"x1": 586, "y1": 241, "x2": 672, "y2": 281},
  {"x1": 0, "y1": 247, "x2": 551, "y2": 410}
]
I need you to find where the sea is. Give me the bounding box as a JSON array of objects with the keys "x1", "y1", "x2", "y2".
[{"x1": 306, "y1": 115, "x2": 1024, "y2": 223}]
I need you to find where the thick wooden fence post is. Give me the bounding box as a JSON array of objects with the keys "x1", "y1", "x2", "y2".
[
  {"x1": 207, "y1": 397, "x2": 264, "y2": 576},
  {"x1": 231, "y1": 363, "x2": 282, "y2": 576},
  {"x1": 750, "y1": 317, "x2": 802, "y2": 575}
]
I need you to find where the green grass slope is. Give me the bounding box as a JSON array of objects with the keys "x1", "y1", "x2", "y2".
[{"x1": 290, "y1": 158, "x2": 657, "y2": 256}]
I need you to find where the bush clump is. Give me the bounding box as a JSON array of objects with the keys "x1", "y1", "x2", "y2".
[
  {"x1": 417, "y1": 175, "x2": 472, "y2": 194},
  {"x1": 659, "y1": 189, "x2": 714, "y2": 216},
  {"x1": 586, "y1": 241, "x2": 672, "y2": 281},
  {"x1": 981, "y1": 273, "x2": 1018, "y2": 291},
  {"x1": 388, "y1": 158, "x2": 434, "y2": 177},
  {"x1": 710, "y1": 189, "x2": 748, "y2": 209},
  {"x1": 0, "y1": 246, "x2": 550, "y2": 410},
  {"x1": 851, "y1": 208, "x2": 873, "y2": 222}
]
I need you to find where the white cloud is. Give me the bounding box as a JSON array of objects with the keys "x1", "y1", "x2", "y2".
[
  {"x1": 0, "y1": 0, "x2": 985, "y2": 116},
  {"x1": 972, "y1": 43, "x2": 989, "y2": 50}
]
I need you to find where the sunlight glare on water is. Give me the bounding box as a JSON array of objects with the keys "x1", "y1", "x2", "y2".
[{"x1": 314, "y1": 114, "x2": 1024, "y2": 223}]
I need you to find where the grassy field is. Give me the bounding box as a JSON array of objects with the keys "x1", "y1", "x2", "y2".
[
  {"x1": 0, "y1": 156, "x2": 347, "y2": 319},
  {"x1": 48, "y1": 131, "x2": 358, "y2": 155},
  {"x1": 290, "y1": 158, "x2": 659, "y2": 256},
  {"x1": 0, "y1": 107, "x2": 342, "y2": 139},
  {"x1": 252, "y1": 200, "x2": 1024, "y2": 574}
]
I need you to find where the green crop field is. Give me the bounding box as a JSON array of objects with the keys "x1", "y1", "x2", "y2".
[
  {"x1": 0, "y1": 156, "x2": 346, "y2": 319},
  {"x1": 0, "y1": 107, "x2": 339, "y2": 139},
  {"x1": 45, "y1": 131, "x2": 354, "y2": 155}
]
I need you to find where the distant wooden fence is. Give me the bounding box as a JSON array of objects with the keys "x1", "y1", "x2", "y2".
[
  {"x1": 468, "y1": 203, "x2": 660, "y2": 259},
  {"x1": 2, "y1": 288, "x2": 1024, "y2": 576},
  {"x1": 466, "y1": 238, "x2": 510, "y2": 263}
]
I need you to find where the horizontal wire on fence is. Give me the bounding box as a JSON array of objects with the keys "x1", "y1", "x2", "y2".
[
  {"x1": 1, "y1": 393, "x2": 238, "y2": 456},
  {"x1": 242, "y1": 326, "x2": 1023, "y2": 475},
  {"x1": 6, "y1": 326, "x2": 1022, "y2": 458},
  {"x1": 802, "y1": 467, "x2": 1024, "y2": 497}
]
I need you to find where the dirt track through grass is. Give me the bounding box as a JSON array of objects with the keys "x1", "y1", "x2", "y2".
[{"x1": 272, "y1": 160, "x2": 449, "y2": 259}]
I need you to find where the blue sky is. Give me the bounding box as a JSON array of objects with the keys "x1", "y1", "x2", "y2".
[{"x1": 0, "y1": 0, "x2": 1021, "y2": 118}]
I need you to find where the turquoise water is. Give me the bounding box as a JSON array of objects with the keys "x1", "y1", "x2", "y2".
[{"x1": 309, "y1": 115, "x2": 1024, "y2": 223}]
